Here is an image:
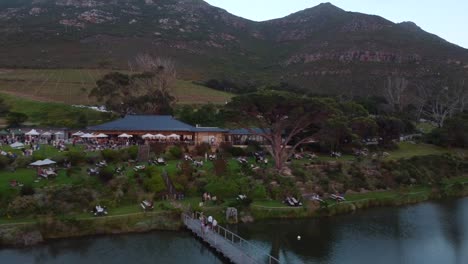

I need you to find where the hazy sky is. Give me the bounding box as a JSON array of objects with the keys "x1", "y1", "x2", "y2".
[{"x1": 204, "y1": 0, "x2": 468, "y2": 49}]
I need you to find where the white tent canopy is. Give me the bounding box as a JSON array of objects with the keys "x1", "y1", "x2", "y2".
[
  {"x1": 142, "y1": 133, "x2": 155, "y2": 139},
  {"x1": 30, "y1": 159, "x2": 56, "y2": 166},
  {"x1": 41, "y1": 132, "x2": 52, "y2": 136},
  {"x1": 154, "y1": 134, "x2": 166, "y2": 139},
  {"x1": 42, "y1": 159, "x2": 56, "y2": 165},
  {"x1": 118, "y1": 133, "x2": 133, "y2": 138},
  {"x1": 81, "y1": 133, "x2": 94, "y2": 138},
  {"x1": 55, "y1": 131, "x2": 64, "y2": 135},
  {"x1": 72, "y1": 131, "x2": 84, "y2": 136},
  {"x1": 10, "y1": 142, "x2": 25, "y2": 149},
  {"x1": 25, "y1": 129, "x2": 40, "y2": 136},
  {"x1": 94, "y1": 133, "x2": 108, "y2": 138},
  {"x1": 167, "y1": 134, "x2": 180, "y2": 139}
]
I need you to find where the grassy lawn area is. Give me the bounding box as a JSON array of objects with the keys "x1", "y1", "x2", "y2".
[
  {"x1": 0, "y1": 93, "x2": 113, "y2": 128},
  {"x1": 386, "y1": 142, "x2": 467, "y2": 160},
  {"x1": 0, "y1": 69, "x2": 232, "y2": 105},
  {"x1": 252, "y1": 199, "x2": 287, "y2": 207},
  {"x1": 416, "y1": 122, "x2": 436, "y2": 133}
]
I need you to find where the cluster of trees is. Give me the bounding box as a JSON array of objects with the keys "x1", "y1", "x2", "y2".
[
  {"x1": 223, "y1": 91, "x2": 413, "y2": 171},
  {"x1": 426, "y1": 113, "x2": 468, "y2": 148},
  {"x1": 90, "y1": 54, "x2": 177, "y2": 116},
  {"x1": 0, "y1": 98, "x2": 28, "y2": 127},
  {"x1": 383, "y1": 68, "x2": 467, "y2": 128}
]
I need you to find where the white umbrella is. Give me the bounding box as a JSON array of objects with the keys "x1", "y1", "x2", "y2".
[
  {"x1": 81, "y1": 133, "x2": 95, "y2": 138},
  {"x1": 10, "y1": 142, "x2": 25, "y2": 149},
  {"x1": 118, "y1": 133, "x2": 133, "y2": 138},
  {"x1": 72, "y1": 131, "x2": 84, "y2": 136},
  {"x1": 55, "y1": 131, "x2": 64, "y2": 135},
  {"x1": 94, "y1": 133, "x2": 108, "y2": 138},
  {"x1": 142, "y1": 133, "x2": 155, "y2": 139},
  {"x1": 154, "y1": 134, "x2": 166, "y2": 139},
  {"x1": 25, "y1": 129, "x2": 40, "y2": 136},
  {"x1": 41, "y1": 132, "x2": 52, "y2": 136},
  {"x1": 167, "y1": 134, "x2": 180, "y2": 139}
]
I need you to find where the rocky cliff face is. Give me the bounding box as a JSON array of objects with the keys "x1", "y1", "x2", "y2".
[{"x1": 0, "y1": 1, "x2": 467, "y2": 95}]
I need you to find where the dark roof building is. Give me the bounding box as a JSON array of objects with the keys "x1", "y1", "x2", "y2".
[{"x1": 88, "y1": 115, "x2": 197, "y2": 132}]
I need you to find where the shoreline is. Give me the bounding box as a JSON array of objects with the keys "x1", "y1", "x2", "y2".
[{"x1": 1, "y1": 181, "x2": 468, "y2": 248}]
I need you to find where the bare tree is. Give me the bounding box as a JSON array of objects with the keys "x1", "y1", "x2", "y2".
[
  {"x1": 133, "y1": 53, "x2": 177, "y2": 94},
  {"x1": 421, "y1": 80, "x2": 467, "y2": 127},
  {"x1": 384, "y1": 76, "x2": 409, "y2": 112}
]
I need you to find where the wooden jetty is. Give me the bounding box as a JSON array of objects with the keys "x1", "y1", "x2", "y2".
[{"x1": 182, "y1": 212, "x2": 280, "y2": 264}]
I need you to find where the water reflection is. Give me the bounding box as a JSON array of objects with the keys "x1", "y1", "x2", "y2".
[
  {"x1": 0, "y1": 231, "x2": 224, "y2": 264},
  {"x1": 2, "y1": 198, "x2": 468, "y2": 264},
  {"x1": 238, "y1": 198, "x2": 468, "y2": 264}
]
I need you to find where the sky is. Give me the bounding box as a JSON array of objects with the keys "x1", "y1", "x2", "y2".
[{"x1": 204, "y1": 0, "x2": 468, "y2": 49}]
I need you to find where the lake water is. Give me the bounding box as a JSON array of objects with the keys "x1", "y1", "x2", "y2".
[{"x1": 2, "y1": 197, "x2": 468, "y2": 264}]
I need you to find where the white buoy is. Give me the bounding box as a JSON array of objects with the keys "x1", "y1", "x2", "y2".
[{"x1": 297, "y1": 235, "x2": 301, "y2": 240}]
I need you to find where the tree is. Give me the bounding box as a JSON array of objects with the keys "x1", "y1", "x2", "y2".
[
  {"x1": 350, "y1": 117, "x2": 378, "y2": 140},
  {"x1": 384, "y1": 76, "x2": 409, "y2": 112},
  {"x1": 422, "y1": 81, "x2": 467, "y2": 128},
  {"x1": 89, "y1": 72, "x2": 134, "y2": 116},
  {"x1": 225, "y1": 91, "x2": 335, "y2": 171},
  {"x1": 6, "y1": 112, "x2": 28, "y2": 127},
  {"x1": 376, "y1": 116, "x2": 404, "y2": 145},
  {"x1": 90, "y1": 54, "x2": 177, "y2": 116},
  {"x1": 0, "y1": 98, "x2": 10, "y2": 117}
]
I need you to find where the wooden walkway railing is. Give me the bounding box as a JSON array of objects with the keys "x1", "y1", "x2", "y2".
[{"x1": 182, "y1": 212, "x2": 280, "y2": 264}]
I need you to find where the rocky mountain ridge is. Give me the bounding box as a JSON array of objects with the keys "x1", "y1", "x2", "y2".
[{"x1": 0, "y1": 0, "x2": 467, "y2": 95}]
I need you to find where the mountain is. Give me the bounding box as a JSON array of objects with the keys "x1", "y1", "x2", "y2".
[{"x1": 0, "y1": 0, "x2": 467, "y2": 96}]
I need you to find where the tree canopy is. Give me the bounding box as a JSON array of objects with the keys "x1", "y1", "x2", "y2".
[{"x1": 225, "y1": 91, "x2": 336, "y2": 170}]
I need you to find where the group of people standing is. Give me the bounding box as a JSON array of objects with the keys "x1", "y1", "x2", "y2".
[{"x1": 200, "y1": 214, "x2": 218, "y2": 235}]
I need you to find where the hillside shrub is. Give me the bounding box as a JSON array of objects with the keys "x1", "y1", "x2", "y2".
[
  {"x1": 143, "y1": 174, "x2": 166, "y2": 194},
  {"x1": 20, "y1": 184, "x2": 35, "y2": 196},
  {"x1": 213, "y1": 158, "x2": 228, "y2": 176},
  {"x1": 205, "y1": 177, "x2": 239, "y2": 200},
  {"x1": 101, "y1": 149, "x2": 122, "y2": 163},
  {"x1": 0, "y1": 155, "x2": 11, "y2": 169},
  {"x1": 65, "y1": 151, "x2": 86, "y2": 165},
  {"x1": 194, "y1": 143, "x2": 211, "y2": 156},
  {"x1": 127, "y1": 146, "x2": 138, "y2": 160},
  {"x1": 168, "y1": 145, "x2": 183, "y2": 160},
  {"x1": 99, "y1": 167, "x2": 115, "y2": 183}
]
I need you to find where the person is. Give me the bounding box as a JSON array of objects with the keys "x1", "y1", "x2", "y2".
[
  {"x1": 207, "y1": 216, "x2": 213, "y2": 229},
  {"x1": 212, "y1": 219, "x2": 217, "y2": 231},
  {"x1": 200, "y1": 216, "x2": 206, "y2": 235}
]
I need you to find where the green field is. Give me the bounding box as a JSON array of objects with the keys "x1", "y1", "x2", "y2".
[
  {"x1": 0, "y1": 93, "x2": 113, "y2": 128},
  {"x1": 0, "y1": 69, "x2": 233, "y2": 105}
]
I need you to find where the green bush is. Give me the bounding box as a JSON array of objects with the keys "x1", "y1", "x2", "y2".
[
  {"x1": 127, "y1": 146, "x2": 138, "y2": 160},
  {"x1": 65, "y1": 151, "x2": 86, "y2": 165},
  {"x1": 101, "y1": 149, "x2": 122, "y2": 163},
  {"x1": 11, "y1": 155, "x2": 32, "y2": 168},
  {"x1": 99, "y1": 167, "x2": 115, "y2": 183},
  {"x1": 143, "y1": 174, "x2": 166, "y2": 194},
  {"x1": 168, "y1": 145, "x2": 183, "y2": 160},
  {"x1": 250, "y1": 185, "x2": 268, "y2": 199},
  {"x1": 0, "y1": 155, "x2": 11, "y2": 169},
  {"x1": 20, "y1": 184, "x2": 35, "y2": 196},
  {"x1": 229, "y1": 147, "x2": 246, "y2": 157},
  {"x1": 205, "y1": 177, "x2": 239, "y2": 200}
]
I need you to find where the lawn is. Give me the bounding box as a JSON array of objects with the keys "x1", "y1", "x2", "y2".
[
  {"x1": 0, "y1": 93, "x2": 114, "y2": 128},
  {"x1": 386, "y1": 142, "x2": 467, "y2": 160},
  {"x1": 0, "y1": 69, "x2": 232, "y2": 105}
]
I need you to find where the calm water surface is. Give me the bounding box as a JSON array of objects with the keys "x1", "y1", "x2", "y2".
[{"x1": 1, "y1": 197, "x2": 468, "y2": 264}]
